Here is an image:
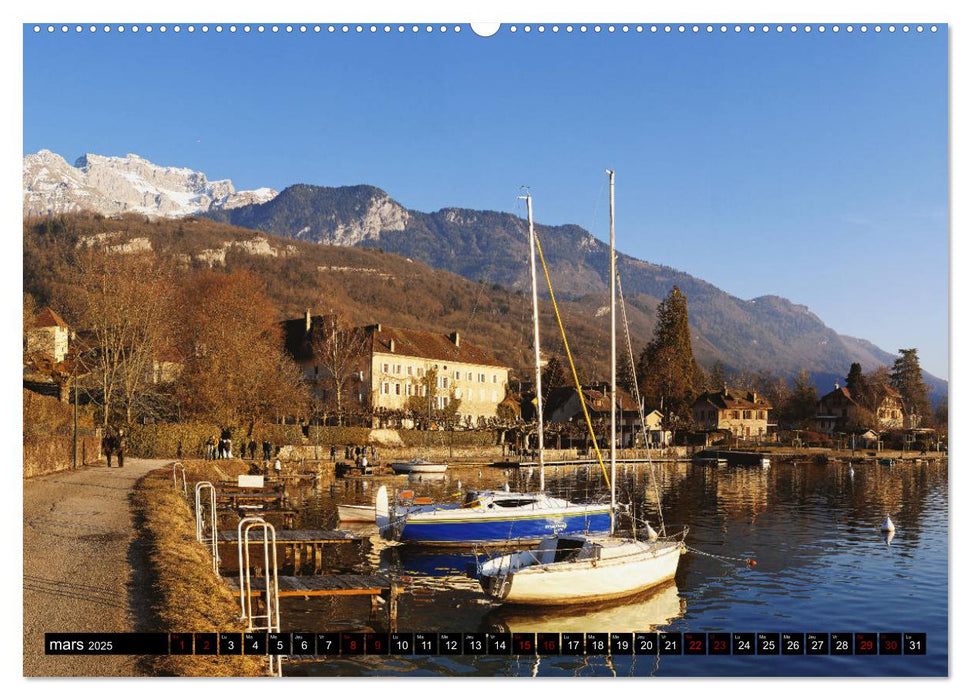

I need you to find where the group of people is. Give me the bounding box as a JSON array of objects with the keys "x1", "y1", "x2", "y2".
[
  {"x1": 101, "y1": 428, "x2": 126, "y2": 468},
  {"x1": 205, "y1": 431, "x2": 276, "y2": 462}
]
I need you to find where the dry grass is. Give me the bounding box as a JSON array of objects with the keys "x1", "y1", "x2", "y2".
[{"x1": 132, "y1": 461, "x2": 266, "y2": 676}]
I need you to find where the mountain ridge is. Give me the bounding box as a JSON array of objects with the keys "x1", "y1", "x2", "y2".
[{"x1": 21, "y1": 152, "x2": 946, "y2": 400}]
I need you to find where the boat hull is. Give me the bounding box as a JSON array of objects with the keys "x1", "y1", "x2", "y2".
[
  {"x1": 399, "y1": 509, "x2": 612, "y2": 546},
  {"x1": 481, "y1": 541, "x2": 682, "y2": 605},
  {"x1": 390, "y1": 461, "x2": 448, "y2": 474}
]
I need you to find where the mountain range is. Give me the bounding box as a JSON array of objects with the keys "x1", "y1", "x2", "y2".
[
  {"x1": 22, "y1": 151, "x2": 946, "y2": 401},
  {"x1": 23, "y1": 150, "x2": 277, "y2": 218}
]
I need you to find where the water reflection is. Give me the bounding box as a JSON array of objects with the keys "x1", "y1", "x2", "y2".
[
  {"x1": 483, "y1": 581, "x2": 684, "y2": 633},
  {"x1": 276, "y1": 458, "x2": 946, "y2": 676}
]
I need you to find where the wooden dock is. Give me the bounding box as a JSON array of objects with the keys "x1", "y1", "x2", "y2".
[
  {"x1": 226, "y1": 574, "x2": 398, "y2": 629},
  {"x1": 218, "y1": 529, "x2": 368, "y2": 576}
]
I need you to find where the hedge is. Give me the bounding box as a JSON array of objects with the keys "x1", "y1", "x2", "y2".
[{"x1": 127, "y1": 422, "x2": 497, "y2": 458}]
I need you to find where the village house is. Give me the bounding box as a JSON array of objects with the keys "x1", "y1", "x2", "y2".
[
  {"x1": 365, "y1": 323, "x2": 510, "y2": 426},
  {"x1": 692, "y1": 386, "x2": 772, "y2": 440},
  {"x1": 26, "y1": 307, "x2": 71, "y2": 363},
  {"x1": 545, "y1": 384, "x2": 650, "y2": 447},
  {"x1": 283, "y1": 312, "x2": 512, "y2": 426},
  {"x1": 815, "y1": 383, "x2": 904, "y2": 435}
]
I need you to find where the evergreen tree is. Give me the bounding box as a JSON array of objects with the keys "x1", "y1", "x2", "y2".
[
  {"x1": 845, "y1": 362, "x2": 867, "y2": 399},
  {"x1": 541, "y1": 355, "x2": 567, "y2": 402},
  {"x1": 780, "y1": 370, "x2": 818, "y2": 429},
  {"x1": 709, "y1": 360, "x2": 726, "y2": 389},
  {"x1": 636, "y1": 286, "x2": 699, "y2": 429},
  {"x1": 891, "y1": 348, "x2": 931, "y2": 425}
]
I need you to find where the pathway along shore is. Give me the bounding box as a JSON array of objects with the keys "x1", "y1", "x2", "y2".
[{"x1": 23, "y1": 457, "x2": 168, "y2": 677}]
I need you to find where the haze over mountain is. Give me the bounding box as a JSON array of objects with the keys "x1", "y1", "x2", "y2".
[{"x1": 21, "y1": 152, "x2": 946, "y2": 401}]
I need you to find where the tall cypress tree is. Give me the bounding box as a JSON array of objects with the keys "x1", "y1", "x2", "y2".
[
  {"x1": 636, "y1": 285, "x2": 699, "y2": 427},
  {"x1": 891, "y1": 348, "x2": 931, "y2": 425},
  {"x1": 845, "y1": 362, "x2": 867, "y2": 399}
]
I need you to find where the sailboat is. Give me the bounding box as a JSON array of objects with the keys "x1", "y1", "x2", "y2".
[
  {"x1": 374, "y1": 190, "x2": 612, "y2": 546},
  {"x1": 471, "y1": 170, "x2": 687, "y2": 605}
]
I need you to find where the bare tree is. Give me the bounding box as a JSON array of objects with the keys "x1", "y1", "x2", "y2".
[
  {"x1": 309, "y1": 313, "x2": 368, "y2": 426},
  {"x1": 64, "y1": 250, "x2": 172, "y2": 426},
  {"x1": 177, "y1": 269, "x2": 310, "y2": 432}
]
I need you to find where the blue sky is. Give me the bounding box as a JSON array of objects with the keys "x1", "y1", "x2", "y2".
[{"x1": 22, "y1": 24, "x2": 949, "y2": 378}]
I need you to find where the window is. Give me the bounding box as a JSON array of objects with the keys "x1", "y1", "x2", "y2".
[
  {"x1": 454, "y1": 371, "x2": 461, "y2": 381},
  {"x1": 382, "y1": 382, "x2": 389, "y2": 395},
  {"x1": 733, "y1": 411, "x2": 740, "y2": 420},
  {"x1": 395, "y1": 364, "x2": 401, "y2": 374},
  {"x1": 467, "y1": 372, "x2": 473, "y2": 381},
  {"x1": 395, "y1": 383, "x2": 401, "y2": 395},
  {"x1": 493, "y1": 374, "x2": 498, "y2": 384},
  {"x1": 744, "y1": 410, "x2": 751, "y2": 420},
  {"x1": 382, "y1": 363, "x2": 389, "y2": 373},
  {"x1": 418, "y1": 368, "x2": 424, "y2": 377},
  {"x1": 407, "y1": 366, "x2": 413, "y2": 376},
  {"x1": 406, "y1": 384, "x2": 412, "y2": 396},
  {"x1": 443, "y1": 377, "x2": 449, "y2": 388}
]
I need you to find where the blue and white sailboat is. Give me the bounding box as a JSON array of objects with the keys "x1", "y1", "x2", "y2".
[{"x1": 375, "y1": 190, "x2": 612, "y2": 547}]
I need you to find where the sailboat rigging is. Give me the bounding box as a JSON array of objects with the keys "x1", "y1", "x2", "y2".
[
  {"x1": 471, "y1": 170, "x2": 687, "y2": 604},
  {"x1": 374, "y1": 189, "x2": 611, "y2": 546}
]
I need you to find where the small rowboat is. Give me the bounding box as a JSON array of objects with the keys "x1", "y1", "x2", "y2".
[
  {"x1": 337, "y1": 504, "x2": 376, "y2": 523},
  {"x1": 390, "y1": 458, "x2": 448, "y2": 474}
]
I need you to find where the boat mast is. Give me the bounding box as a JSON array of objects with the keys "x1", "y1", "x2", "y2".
[
  {"x1": 521, "y1": 190, "x2": 545, "y2": 492},
  {"x1": 607, "y1": 169, "x2": 616, "y2": 531}
]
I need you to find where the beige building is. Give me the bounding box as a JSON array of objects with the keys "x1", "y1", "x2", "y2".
[
  {"x1": 27, "y1": 307, "x2": 71, "y2": 363},
  {"x1": 283, "y1": 313, "x2": 511, "y2": 426},
  {"x1": 692, "y1": 386, "x2": 772, "y2": 439},
  {"x1": 365, "y1": 324, "x2": 510, "y2": 427},
  {"x1": 816, "y1": 383, "x2": 904, "y2": 434}
]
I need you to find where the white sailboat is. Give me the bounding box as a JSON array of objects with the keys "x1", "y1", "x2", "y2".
[
  {"x1": 389, "y1": 458, "x2": 449, "y2": 475},
  {"x1": 375, "y1": 190, "x2": 612, "y2": 546},
  {"x1": 471, "y1": 170, "x2": 687, "y2": 605}
]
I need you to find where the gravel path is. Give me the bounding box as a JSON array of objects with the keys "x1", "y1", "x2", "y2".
[{"x1": 23, "y1": 458, "x2": 170, "y2": 677}]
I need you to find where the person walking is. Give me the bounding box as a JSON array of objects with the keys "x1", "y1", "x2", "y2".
[
  {"x1": 116, "y1": 429, "x2": 126, "y2": 469},
  {"x1": 248, "y1": 439, "x2": 257, "y2": 460},
  {"x1": 102, "y1": 431, "x2": 115, "y2": 469},
  {"x1": 330, "y1": 445, "x2": 336, "y2": 461}
]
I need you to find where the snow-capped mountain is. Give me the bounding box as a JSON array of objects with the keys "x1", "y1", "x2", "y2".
[{"x1": 23, "y1": 150, "x2": 277, "y2": 218}]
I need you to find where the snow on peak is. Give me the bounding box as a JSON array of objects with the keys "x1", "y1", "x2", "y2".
[{"x1": 24, "y1": 149, "x2": 278, "y2": 218}]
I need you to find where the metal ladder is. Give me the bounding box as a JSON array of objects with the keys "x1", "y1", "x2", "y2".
[
  {"x1": 172, "y1": 461, "x2": 187, "y2": 495},
  {"x1": 194, "y1": 481, "x2": 219, "y2": 575},
  {"x1": 237, "y1": 516, "x2": 282, "y2": 676}
]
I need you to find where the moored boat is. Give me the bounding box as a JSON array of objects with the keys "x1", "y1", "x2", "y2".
[
  {"x1": 476, "y1": 532, "x2": 686, "y2": 605},
  {"x1": 390, "y1": 458, "x2": 448, "y2": 474},
  {"x1": 471, "y1": 170, "x2": 687, "y2": 606},
  {"x1": 375, "y1": 485, "x2": 611, "y2": 546}
]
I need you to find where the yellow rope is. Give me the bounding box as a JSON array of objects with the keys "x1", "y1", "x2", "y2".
[{"x1": 532, "y1": 229, "x2": 612, "y2": 492}]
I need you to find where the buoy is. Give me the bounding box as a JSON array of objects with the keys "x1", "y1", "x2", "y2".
[
  {"x1": 457, "y1": 480, "x2": 462, "y2": 490},
  {"x1": 881, "y1": 515, "x2": 895, "y2": 532},
  {"x1": 646, "y1": 523, "x2": 658, "y2": 541},
  {"x1": 746, "y1": 559, "x2": 758, "y2": 567}
]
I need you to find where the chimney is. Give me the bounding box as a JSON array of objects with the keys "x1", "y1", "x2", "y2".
[
  {"x1": 835, "y1": 382, "x2": 840, "y2": 390},
  {"x1": 722, "y1": 383, "x2": 729, "y2": 396},
  {"x1": 449, "y1": 331, "x2": 460, "y2": 347},
  {"x1": 752, "y1": 391, "x2": 758, "y2": 403},
  {"x1": 389, "y1": 338, "x2": 395, "y2": 353},
  {"x1": 304, "y1": 309, "x2": 311, "y2": 333},
  {"x1": 374, "y1": 322, "x2": 382, "y2": 332}
]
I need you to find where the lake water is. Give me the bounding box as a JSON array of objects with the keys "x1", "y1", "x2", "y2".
[{"x1": 269, "y1": 458, "x2": 948, "y2": 677}]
